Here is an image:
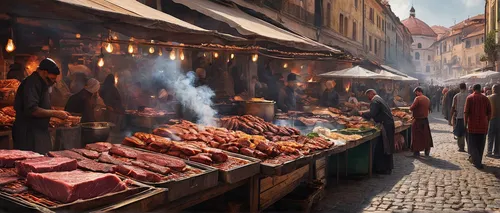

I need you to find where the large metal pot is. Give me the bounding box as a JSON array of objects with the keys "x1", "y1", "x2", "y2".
[
  {"x1": 80, "y1": 122, "x2": 111, "y2": 145},
  {"x1": 243, "y1": 101, "x2": 275, "y2": 122}
]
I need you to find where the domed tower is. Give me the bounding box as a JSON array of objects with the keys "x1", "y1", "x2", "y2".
[{"x1": 402, "y1": 6, "x2": 437, "y2": 76}]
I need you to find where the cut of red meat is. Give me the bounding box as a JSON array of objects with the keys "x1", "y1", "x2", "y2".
[
  {"x1": 131, "y1": 160, "x2": 171, "y2": 175},
  {"x1": 0, "y1": 176, "x2": 19, "y2": 185},
  {"x1": 114, "y1": 164, "x2": 162, "y2": 182},
  {"x1": 85, "y1": 142, "x2": 113, "y2": 152},
  {"x1": 71, "y1": 149, "x2": 100, "y2": 159},
  {"x1": 48, "y1": 150, "x2": 88, "y2": 161},
  {"x1": 98, "y1": 152, "x2": 130, "y2": 165},
  {"x1": 109, "y1": 145, "x2": 138, "y2": 159},
  {"x1": 16, "y1": 157, "x2": 77, "y2": 177},
  {"x1": 77, "y1": 159, "x2": 115, "y2": 173},
  {"x1": 136, "y1": 153, "x2": 186, "y2": 171},
  {"x1": 0, "y1": 150, "x2": 43, "y2": 168},
  {"x1": 26, "y1": 170, "x2": 127, "y2": 203}
]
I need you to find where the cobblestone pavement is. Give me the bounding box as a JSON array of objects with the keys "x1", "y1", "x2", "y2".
[{"x1": 315, "y1": 111, "x2": 500, "y2": 212}]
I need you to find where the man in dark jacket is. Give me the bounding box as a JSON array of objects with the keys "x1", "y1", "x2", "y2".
[
  {"x1": 13, "y1": 58, "x2": 71, "y2": 153},
  {"x1": 320, "y1": 80, "x2": 339, "y2": 108},
  {"x1": 278, "y1": 73, "x2": 298, "y2": 113},
  {"x1": 65, "y1": 78, "x2": 100, "y2": 123},
  {"x1": 360, "y1": 89, "x2": 395, "y2": 174}
]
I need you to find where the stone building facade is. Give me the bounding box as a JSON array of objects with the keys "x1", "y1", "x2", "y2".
[{"x1": 486, "y1": 0, "x2": 500, "y2": 71}]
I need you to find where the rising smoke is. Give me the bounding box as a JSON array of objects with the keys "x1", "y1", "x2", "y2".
[{"x1": 152, "y1": 58, "x2": 217, "y2": 126}]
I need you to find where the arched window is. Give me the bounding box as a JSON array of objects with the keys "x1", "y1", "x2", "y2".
[
  {"x1": 428, "y1": 55, "x2": 431, "y2": 61},
  {"x1": 417, "y1": 43, "x2": 422, "y2": 48},
  {"x1": 415, "y1": 52, "x2": 420, "y2": 60}
]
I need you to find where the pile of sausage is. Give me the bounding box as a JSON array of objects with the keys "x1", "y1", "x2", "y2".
[{"x1": 219, "y1": 115, "x2": 301, "y2": 140}]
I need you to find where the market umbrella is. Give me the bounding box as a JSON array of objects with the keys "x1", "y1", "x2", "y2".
[
  {"x1": 378, "y1": 70, "x2": 406, "y2": 80},
  {"x1": 318, "y1": 66, "x2": 387, "y2": 79}
]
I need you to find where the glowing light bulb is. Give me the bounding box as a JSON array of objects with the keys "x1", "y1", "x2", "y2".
[
  {"x1": 5, "y1": 39, "x2": 15, "y2": 53},
  {"x1": 251, "y1": 54, "x2": 258, "y2": 62},
  {"x1": 98, "y1": 57, "x2": 104, "y2": 67},
  {"x1": 158, "y1": 48, "x2": 163, "y2": 56},
  {"x1": 203, "y1": 53, "x2": 207, "y2": 57},
  {"x1": 283, "y1": 63, "x2": 288, "y2": 68},
  {"x1": 214, "y1": 52, "x2": 219, "y2": 58},
  {"x1": 180, "y1": 50, "x2": 185, "y2": 61},
  {"x1": 230, "y1": 53, "x2": 235, "y2": 59},
  {"x1": 170, "y1": 49, "x2": 176, "y2": 60},
  {"x1": 149, "y1": 46, "x2": 155, "y2": 54},
  {"x1": 75, "y1": 34, "x2": 81, "y2": 39},
  {"x1": 114, "y1": 74, "x2": 118, "y2": 85},
  {"x1": 105, "y1": 42, "x2": 113, "y2": 53},
  {"x1": 128, "y1": 44, "x2": 134, "y2": 54}
]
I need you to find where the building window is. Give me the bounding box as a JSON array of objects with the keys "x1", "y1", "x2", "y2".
[
  {"x1": 417, "y1": 43, "x2": 422, "y2": 48},
  {"x1": 465, "y1": 40, "x2": 471, "y2": 48},
  {"x1": 369, "y1": 36, "x2": 373, "y2": 51},
  {"x1": 352, "y1": 21, "x2": 357, "y2": 41},
  {"x1": 369, "y1": 8, "x2": 374, "y2": 23},
  {"x1": 339, "y1": 14, "x2": 344, "y2": 34},
  {"x1": 344, "y1": 16, "x2": 348, "y2": 36},
  {"x1": 375, "y1": 39, "x2": 378, "y2": 54},
  {"x1": 476, "y1": 38, "x2": 480, "y2": 45},
  {"x1": 415, "y1": 52, "x2": 420, "y2": 60},
  {"x1": 382, "y1": 19, "x2": 385, "y2": 32},
  {"x1": 376, "y1": 15, "x2": 380, "y2": 28},
  {"x1": 482, "y1": 37, "x2": 484, "y2": 43},
  {"x1": 354, "y1": 0, "x2": 358, "y2": 9},
  {"x1": 443, "y1": 42, "x2": 447, "y2": 52},
  {"x1": 426, "y1": 65, "x2": 430, "y2": 73},
  {"x1": 428, "y1": 55, "x2": 431, "y2": 61},
  {"x1": 325, "y1": 3, "x2": 332, "y2": 28}
]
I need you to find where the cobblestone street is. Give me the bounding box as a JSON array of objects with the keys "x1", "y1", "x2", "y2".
[{"x1": 316, "y1": 111, "x2": 500, "y2": 212}]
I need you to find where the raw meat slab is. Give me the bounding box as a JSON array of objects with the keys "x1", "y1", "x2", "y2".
[{"x1": 16, "y1": 157, "x2": 77, "y2": 177}]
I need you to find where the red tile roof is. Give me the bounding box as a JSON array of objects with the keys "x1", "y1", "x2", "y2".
[{"x1": 402, "y1": 16, "x2": 437, "y2": 37}]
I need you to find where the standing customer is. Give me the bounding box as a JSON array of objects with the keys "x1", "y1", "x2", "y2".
[
  {"x1": 13, "y1": 58, "x2": 71, "y2": 153},
  {"x1": 464, "y1": 84, "x2": 491, "y2": 169},
  {"x1": 451, "y1": 83, "x2": 469, "y2": 152},
  {"x1": 487, "y1": 84, "x2": 500, "y2": 157},
  {"x1": 409, "y1": 87, "x2": 433, "y2": 156},
  {"x1": 360, "y1": 89, "x2": 395, "y2": 174}
]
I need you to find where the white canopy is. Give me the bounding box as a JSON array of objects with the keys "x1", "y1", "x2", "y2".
[
  {"x1": 378, "y1": 70, "x2": 405, "y2": 80},
  {"x1": 319, "y1": 66, "x2": 387, "y2": 79},
  {"x1": 460, "y1": 71, "x2": 500, "y2": 79}
]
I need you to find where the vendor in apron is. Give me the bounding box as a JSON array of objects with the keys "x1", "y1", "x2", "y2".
[{"x1": 13, "y1": 58, "x2": 71, "y2": 153}]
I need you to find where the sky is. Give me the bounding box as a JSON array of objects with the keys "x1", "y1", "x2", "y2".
[{"x1": 389, "y1": 0, "x2": 484, "y2": 28}]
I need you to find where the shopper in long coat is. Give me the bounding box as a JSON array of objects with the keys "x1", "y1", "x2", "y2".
[{"x1": 410, "y1": 87, "x2": 433, "y2": 157}]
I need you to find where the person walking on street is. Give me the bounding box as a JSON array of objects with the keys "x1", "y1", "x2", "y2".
[
  {"x1": 451, "y1": 83, "x2": 469, "y2": 152},
  {"x1": 487, "y1": 84, "x2": 500, "y2": 157},
  {"x1": 360, "y1": 89, "x2": 395, "y2": 174},
  {"x1": 465, "y1": 84, "x2": 492, "y2": 169},
  {"x1": 410, "y1": 87, "x2": 433, "y2": 157}
]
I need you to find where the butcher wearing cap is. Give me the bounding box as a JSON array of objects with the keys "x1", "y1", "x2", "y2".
[
  {"x1": 65, "y1": 78, "x2": 100, "y2": 123},
  {"x1": 278, "y1": 73, "x2": 298, "y2": 113},
  {"x1": 13, "y1": 58, "x2": 71, "y2": 153}
]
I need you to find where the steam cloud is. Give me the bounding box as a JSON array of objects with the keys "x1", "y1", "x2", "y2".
[{"x1": 153, "y1": 58, "x2": 217, "y2": 126}]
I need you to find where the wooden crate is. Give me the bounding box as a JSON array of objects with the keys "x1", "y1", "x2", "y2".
[{"x1": 259, "y1": 165, "x2": 309, "y2": 210}]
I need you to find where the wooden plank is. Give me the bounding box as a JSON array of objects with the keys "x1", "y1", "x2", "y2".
[
  {"x1": 315, "y1": 157, "x2": 326, "y2": 169},
  {"x1": 164, "y1": 179, "x2": 248, "y2": 212},
  {"x1": 316, "y1": 167, "x2": 326, "y2": 180},
  {"x1": 260, "y1": 177, "x2": 274, "y2": 193},
  {"x1": 259, "y1": 165, "x2": 309, "y2": 210}
]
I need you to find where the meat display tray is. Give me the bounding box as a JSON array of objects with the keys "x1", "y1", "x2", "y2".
[
  {"x1": 0, "y1": 178, "x2": 155, "y2": 213},
  {"x1": 126, "y1": 113, "x2": 177, "y2": 129},
  {"x1": 260, "y1": 155, "x2": 312, "y2": 177},
  {"x1": 206, "y1": 152, "x2": 261, "y2": 184},
  {"x1": 121, "y1": 146, "x2": 219, "y2": 202}
]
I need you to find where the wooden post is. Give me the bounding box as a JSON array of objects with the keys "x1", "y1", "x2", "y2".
[{"x1": 249, "y1": 175, "x2": 259, "y2": 213}]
